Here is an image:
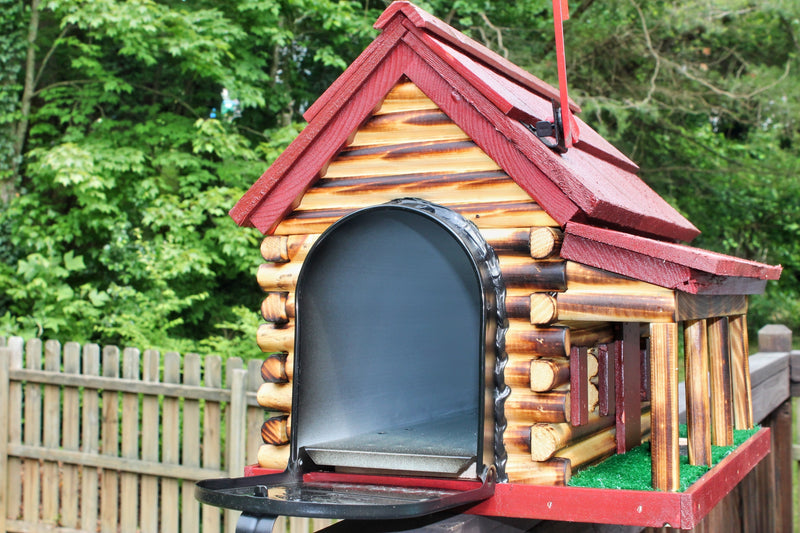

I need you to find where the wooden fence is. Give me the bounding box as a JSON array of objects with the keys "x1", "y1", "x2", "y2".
[{"x1": 0, "y1": 336, "x2": 334, "y2": 533}]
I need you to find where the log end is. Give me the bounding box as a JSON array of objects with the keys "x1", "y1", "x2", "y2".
[
  {"x1": 258, "y1": 444, "x2": 290, "y2": 470},
  {"x1": 529, "y1": 293, "x2": 558, "y2": 325},
  {"x1": 529, "y1": 424, "x2": 560, "y2": 462},
  {"x1": 529, "y1": 227, "x2": 563, "y2": 259},
  {"x1": 261, "y1": 415, "x2": 291, "y2": 445}
]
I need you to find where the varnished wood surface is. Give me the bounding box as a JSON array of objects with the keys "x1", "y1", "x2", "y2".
[
  {"x1": 260, "y1": 234, "x2": 319, "y2": 263},
  {"x1": 273, "y1": 200, "x2": 558, "y2": 235},
  {"x1": 261, "y1": 415, "x2": 291, "y2": 445},
  {"x1": 505, "y1": 456, "x2": 571, "y2": 485},
  {"x1": 502, "y1": 422, "x2": 531, "y2": 454},
  {"x1": 569, "y1": 346, "x2": 589, "y2": 426},
  {"x1": 729, "y1": 314, "x2": 753, "y2": 429},
  {"x1": 555, "y1": 411, "x2": 651, "y2": 470},
  {"x1": 529, "y1": 227, "x2": 563, "y2": 259},
  {"x1": 708, "y1": 316, "x2": 734, "y2": 446},
  {"x1": 505, "y1": 293, "x2": 533, "y2": 320},
  {"x1": 257, "y1": 443, "x2": 290, "y2": 470},
  {"x1": 649, "y1": 322, "x2": 680, "y2": 491},
  {"x1": 675, "y1": 293, "x2": 748, "y2": 321},
  {"x1": 260, "y1": 353, "x2": 290, "y2": 383},
  {"x1": 261, "y1": 292, "x2": 292, "y2": 324},
  {"x1": 256, "y1": 382, "x2": 292, "y2": 412},
  {"x1": 506, "y1": 322, "x2": 569, "y2": 357},
  {"x1": 496, "y1": 256, "x2": 567, "y2": 292},
  {"x1": 504, "y1": 388, "x2": 571, "y2": 424},
  {"x1": 565, "y1": 262, "x2": 672, "y2": 294},
  {"x1": 300, "y1": 170, "x2": 532, "y2": 211},
  {"x1": 569, "y1": 323, "x2": 615, "y2": 347},
  {"x1": 532, "y1": 291, "x2": 677, "y2": 324},
  {"x1": 684, "y1": 319, "x2": 712, "y2": 466},
  {"x1": 256, "y1": 323, "x2": 295, "y2": 353},
  {"x1": 371, "y1": 79, "x2": 440, "y2": 115},
  {"x1": 348, "y1": 108, "x2": 470, "y2": 147},
  {"x1": 506, "y1": 355, "x2": 598, "y2": 392},
  {"x1": 528, "y1": 412, "x2": 615, "y2": 462},
  {"x1": 257, "y1": 262, "x2": 302, "y2": 291}
]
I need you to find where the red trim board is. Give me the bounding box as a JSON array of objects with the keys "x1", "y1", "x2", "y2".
[{"x1": 244, "y1": 428, "x2": 770, "y2": 529}]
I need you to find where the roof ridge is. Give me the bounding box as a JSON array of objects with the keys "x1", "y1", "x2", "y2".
[{"x1": 375, "y1": 1, "x2": 580, "y2": 113}]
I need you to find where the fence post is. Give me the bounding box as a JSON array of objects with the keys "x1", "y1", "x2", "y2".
[
  {"x1": 0, "y1": 347, "x2": 10, "y2": 533},
  {"x1": 226, "y1": 368, "x2": 248, "y2": 533},
  {"x1": 758, "y1": 324, "x2": 792, "y2": 353}
]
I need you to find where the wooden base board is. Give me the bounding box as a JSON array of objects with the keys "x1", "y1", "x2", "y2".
[{"x1": 243, "y1": 428, "x2": 770, "y2": 530}]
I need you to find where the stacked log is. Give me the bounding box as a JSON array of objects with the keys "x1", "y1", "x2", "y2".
[
  {"x1": 498, "y1": 229, "x2": 660, "y2": 483},
  {"x1": 255, "y1": 238, "x2": 302, "y2": 470}
]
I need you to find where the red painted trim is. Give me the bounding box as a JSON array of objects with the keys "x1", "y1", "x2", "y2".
[
  {"x1": 243, "y1": 429, "x2": 770, "y2": 529},
  {"x1": 229, "y1": 19, "x2": 408, "y2": 229},
  {"x1": 562, "y1": 222, "x2": 781, "y2": 294},
  {"x1": 237, "y1": 39, "x2": 411, "y2": 233},
  {"x1": 232, "y1": 2, "x2": 704, "y2": 244},
  {"x1": 375, "y1": 2, "x2": 580, "y2": 113},
  {"x1": 598, "y1": 343, "x2": 615, "y2": 417},
  {"x1": 398, "y1": 29, "x2": 581, "y2": 225},
  {"x1": 466, "y1": 428, "x2": 770, "y2": 529},
  {"x1": 303, "y1": 11, "x2": 405, "y2": 123},
  {"x1": 552, "y1": 0, "x2": 575, "y2": 147},
  {"x1": 616, "y1": 323, "x2": 641, "y2": 454},
  {"x1": 570, "y1": 345, "x2": 589, "y2": 426}
]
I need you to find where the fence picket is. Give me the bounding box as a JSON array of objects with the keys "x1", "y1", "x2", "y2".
[
  {"x1": 100, "y1": 345, "x2": 120, "y2": 531},
  {"x1": 226, "y1": 366, "x2": 248, "y2": 533},
  {"x1": 183, "y1": 353, "x2": 202, "y2": 533},
  {"x1": 42, "y1": 339, "x2": 62, "y2": 524},
  {"x1": 162, "y1": 351, "x2": 181, "y2": 532},
  {"x1": 247, "y1": 359, "x2": 265, "y2": 466},
  {"x1": 120, "y1": 347, "x2": 141, "y2": 533},
  {"x1": 6, "y1": 337, "x2": 24, "y2": 523},
  {"x1": 203, "y1": 354, "x2": 223, "y2": 531},
  {"x1": 23, "y1": 338, "x2": 43, "y2": 524},
  {"x1": 140, "y1": 349, "x2": 161, "y2": 533},
  {"x1": 81, "y1": 344, "x2": 101, "y2": 532},
  {"x1": 0, "y1": 347, "x2": 10, "y2": 533},
  {"x1": 61, "y1": 342, "x2": 81, "y2": 529}
]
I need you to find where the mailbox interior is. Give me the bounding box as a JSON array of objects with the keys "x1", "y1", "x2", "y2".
[{"x1": 292, "y1": 201, "x2": 503, "y2": 478}]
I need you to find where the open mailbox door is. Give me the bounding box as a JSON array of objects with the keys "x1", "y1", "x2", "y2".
[{"x1": 196, "y1": 466, "x2": 496, "y2": 531}]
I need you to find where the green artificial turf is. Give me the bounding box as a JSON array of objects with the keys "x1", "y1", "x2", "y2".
[{"x1": 568, "y1": 425, "x2": 760, "y2": 492}]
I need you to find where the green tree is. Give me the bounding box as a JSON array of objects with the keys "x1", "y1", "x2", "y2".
[{"x1": 0, "y1": 0, "x2": 378, "y2": 353}]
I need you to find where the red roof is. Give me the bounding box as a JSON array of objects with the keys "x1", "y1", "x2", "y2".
[
  {"x1": 230, "y1": 1, "x2": 780, "y2": 293},
  {"x1": 562, "y1": 223, "x2": 782, "y2": 295},
  {"x1": 230, "y1": 1, "x2": 698, "y2": 242}
]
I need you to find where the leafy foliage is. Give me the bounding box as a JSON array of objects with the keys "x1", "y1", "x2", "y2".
[{"x1": 1, "y1": 0, "x2": 798, "y2": 356}]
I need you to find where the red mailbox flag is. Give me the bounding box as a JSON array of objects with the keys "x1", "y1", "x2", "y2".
[{"x1": 552, "y1": 0, "x2": 579, "y2": 147}]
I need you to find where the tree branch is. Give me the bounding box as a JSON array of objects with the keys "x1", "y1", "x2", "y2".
[
  {"x1": 13, "y1": 0, "x2": 41, "y2": 178},
  {"x1": 33, "y1": 23, "x2": 73, "y2": 90}
]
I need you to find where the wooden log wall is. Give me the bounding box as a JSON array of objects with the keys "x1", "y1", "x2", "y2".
[{"x1": 251, "y1": 79, "x2": 654, "y2": 481}]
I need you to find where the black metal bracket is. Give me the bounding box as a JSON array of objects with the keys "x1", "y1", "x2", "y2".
[
  {"x1": 527, "y1": 100, "x2": 568, "y2": 154},
  {"x1": 236, "y1": 514, "x2": 278, "y2": 533}
]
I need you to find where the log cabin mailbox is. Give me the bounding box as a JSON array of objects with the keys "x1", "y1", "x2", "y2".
[{"x1": 196, "y1": 2, "x2": 782, "y2": 530}]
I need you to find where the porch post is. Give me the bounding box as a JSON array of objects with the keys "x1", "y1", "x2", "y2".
[
  {"x1": 684, "y1": 319, "x2": 712, "y2": 466},
  {"x1": 650, "y1": 322, "x2": 680, "y2": 491}
]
